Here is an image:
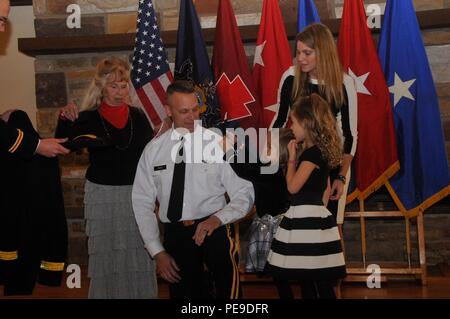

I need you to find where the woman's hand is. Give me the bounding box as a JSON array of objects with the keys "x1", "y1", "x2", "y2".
[
  {"x1": 329, "y1": 179, "x2": 344, "y2": 201},
  {"x1": 59, "y1": 102, "x2": 79, "y2": 122}
]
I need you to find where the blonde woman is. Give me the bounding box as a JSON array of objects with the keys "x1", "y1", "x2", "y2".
[
  {"x1": 266, "y1": 94, "x2": 346, "y2": 299},
  {"x1": 56, "y1": 57, "x2": 156, "y2": 299},
  {"x1": 292, "y1": 23, "x2": 358, "y2": 225}
]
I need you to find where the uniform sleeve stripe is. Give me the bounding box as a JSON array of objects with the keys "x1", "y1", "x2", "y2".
[
  {"x1": 8, "y1": 129, "x2": 24, "y2": 153},
  {"x1": 0, "y1": 250, "x2": 18, "y2": 261},
  {"x1": 40, "y1": 261, "x2": 65, "y2": 272}
]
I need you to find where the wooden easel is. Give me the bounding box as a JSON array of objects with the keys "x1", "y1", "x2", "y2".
[
  {"x1": 236, "y1": 201, "x2": 428, "y2": 285},
  {"x1": 343, "y1": 199, "x2": 427, "y2": 285}
]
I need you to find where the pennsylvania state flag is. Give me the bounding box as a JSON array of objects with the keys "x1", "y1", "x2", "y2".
[
  {"x1": 378, "y1": 0, "x2": 450, "y2": 218},
  {"x1": 175, "y1": 0, "x2": 220, "y2": 128}
]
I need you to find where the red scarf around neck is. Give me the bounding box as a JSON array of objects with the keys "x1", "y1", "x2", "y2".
[{"x1": 98, "y1": 101, "x2": 129, "y2": 129}]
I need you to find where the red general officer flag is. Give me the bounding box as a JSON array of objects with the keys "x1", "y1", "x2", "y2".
[
  {"x1": 212, "y1": 0, "x2": 263, "y2": 129},
  {"x1": 337, "y1": 0, "x2": 399, "y2": 202},
  {"x1": 253, "y1": 0, "x2": 294, "y2": 128}
]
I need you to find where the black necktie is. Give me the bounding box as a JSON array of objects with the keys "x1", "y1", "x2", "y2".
[{"x1": 167, "y1": 138, "x2": 186, "y2": 222}]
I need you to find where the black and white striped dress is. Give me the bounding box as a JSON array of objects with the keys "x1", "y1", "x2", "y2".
[{"x1": 266, "y1": 146, "x2": 346, "y2": 281}]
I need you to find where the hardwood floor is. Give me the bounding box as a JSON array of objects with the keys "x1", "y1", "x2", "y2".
[{"x1": 1, "y1": 265, "x2": 450, "y2": 299}]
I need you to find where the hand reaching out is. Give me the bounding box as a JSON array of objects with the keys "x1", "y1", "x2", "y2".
[{"x1": 36, "y1": 138, "x2": 70, "y2": 157}]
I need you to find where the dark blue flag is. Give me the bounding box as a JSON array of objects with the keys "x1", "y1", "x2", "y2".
[
  {"x1": 378, "y1": 0, "x2": 450, "y2": 217},
  {"x1": 298, "y1": 0, "x2": 320, "y2": 32},
  {"x1": 175, "y1": 0, "x2": 220, "y2": 128}
]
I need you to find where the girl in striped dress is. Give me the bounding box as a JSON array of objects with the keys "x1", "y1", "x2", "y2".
[{"x1": 266, "y1": 94, "x2": 346, "y2": 299}]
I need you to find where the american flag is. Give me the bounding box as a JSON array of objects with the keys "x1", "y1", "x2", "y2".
[{"x1": 130, "y1": 0, "x2": 174, "y2": 129}]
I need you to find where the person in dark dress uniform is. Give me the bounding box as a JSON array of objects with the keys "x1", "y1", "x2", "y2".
[{"x1": 0, "y1": 110, "x2": 67, "y2": 295}]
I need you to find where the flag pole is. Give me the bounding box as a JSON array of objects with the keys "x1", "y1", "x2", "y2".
[
  {"x1": 417, "y1": 212, "x2": 428, "y2": 285},
  {"x1": 405, "y1": 217, "x2": 412, "y2": 269},
  {"x1": 359, "y1": 199, "x2": 367, "y2": 269}
]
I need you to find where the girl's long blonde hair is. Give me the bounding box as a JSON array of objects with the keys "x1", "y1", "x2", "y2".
[
  {"x1": 292, "y1": 94, "x2": 343, "y2": 168},
  {"x1": 81, "y1": 57, "x2": 131, "y2": 111},
  {"x1": 292, "y1": 23, "x2": 345, "y2": 108}
]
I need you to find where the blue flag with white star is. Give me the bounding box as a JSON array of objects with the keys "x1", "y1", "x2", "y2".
[
  {"x1": 378, "y1": 0, "x2": 450, "y2": 217},
  {"x1": 298, "y1": 0, "x2": 320, "y2": 32},
  {"x1": 175, "y1": 0, "x2": 220, "y2": 128}
]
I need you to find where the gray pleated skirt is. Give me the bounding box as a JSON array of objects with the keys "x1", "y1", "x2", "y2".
[{"x1": 84, "y1": 180, "x2": 157, "y2": 299}]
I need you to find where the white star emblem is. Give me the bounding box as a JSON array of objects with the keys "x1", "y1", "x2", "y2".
[
  {"x1": 253, "y1": 41, "x2": 266, "y2": 67},
  {"x1": 265, "y1": 104, "x2": 278, "y2": 113},
  {"x1": 389, "y1": 73, "x2": 416, "y2": 107},
  {"x1": 348, "y1": 68, "x2": 371, "y2": 95}
]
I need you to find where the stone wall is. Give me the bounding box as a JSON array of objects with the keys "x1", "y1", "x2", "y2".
[{"x1": 29, "y1": 0, "x2": 450, "y2": 266}]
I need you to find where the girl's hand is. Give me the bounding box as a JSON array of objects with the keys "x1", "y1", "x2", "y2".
[
  {"x1": 287, "y1": 139, "x2": 297, "y2": 160},
  {"x1": 59, "y1": 102, "x2": 79, "y2": 122}
]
